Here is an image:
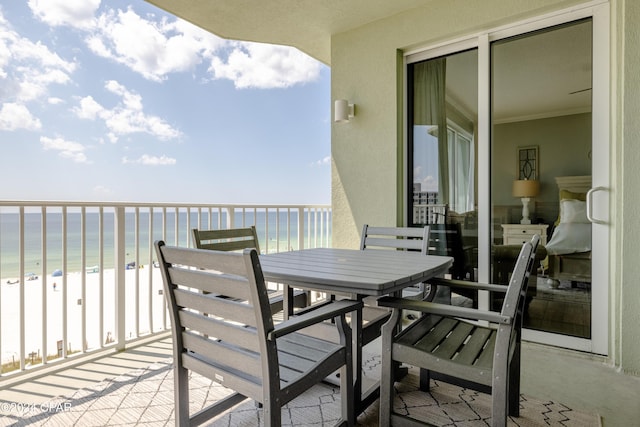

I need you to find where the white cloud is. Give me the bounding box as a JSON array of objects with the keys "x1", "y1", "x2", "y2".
[
  {"x1": 72, "y1": 80, "x2": 181, "y2": 142},
  {"x1": 122, "y1": 154, "x2": 176, "y2": 166},
  {"x1": 73, "y1": 95, "x2": 104, "y2": 120},
  {"x1": 86, "y1": 6, "x2": 321, "y2": 88},
  {"x1": 312, "y1": 156, "x2": 331, "y2": 167},
  {"x1": 0, "y1": 10, "x2": 77, "y2": 104},
  {"x1": 413, "y1": 166, "x2": 438, "y2": 192},
  {"x1": 19, "y1": 4, "x2": 322, "y2": 89},
  {"x1": 0, "y1": 103, "x2": 41, "y2": 130},
  {"x1": 28, "y1": 0, "x2": 100, "y2": 30},
  {"x1": 87, "y1": 8, "x2": 222, "y2": 82},
  {"x1": 41, "y1": 135, "x2": 89, "y2": 163},
  {"x1": 209, "y1": 42, "x2": 321, "y2": 89},
  {"x1": 93, "y1": 185, "x2": 114, "y2": 196}
]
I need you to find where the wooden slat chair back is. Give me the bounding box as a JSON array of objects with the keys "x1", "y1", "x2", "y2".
[
  {"x1": 192, "y1": 226, "x2": 260, "y2": 252},
  {"x1": 360, "y1": 225, "x2": 430, "y2": 253},
  {"x1": 361, "y1": 225, "x2": 432, "y2": 299},
  {"x1": 192, "y1": 227, "x2": 307, "y2": 314},
  {"x1": 155, "y1": 241, "x2": 359, "y2": 426},
  {"x1": 427, "y1": 223, "x2": 471, "y2": 280},
  {"x1": 354, "y1": 225, "x2": 432, "y2": 345},
  {"x1": 378, "y1": 235, "x2": 539, "y2": 427}
]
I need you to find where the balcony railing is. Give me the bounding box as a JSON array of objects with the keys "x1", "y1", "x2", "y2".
[{"x1": 0, "y1": 201, "x2": 331, "y2": 380}]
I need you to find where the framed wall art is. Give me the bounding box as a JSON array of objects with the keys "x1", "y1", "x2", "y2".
[{"x1": 518, "y1": 145, "x2": 538, "y2": 180}]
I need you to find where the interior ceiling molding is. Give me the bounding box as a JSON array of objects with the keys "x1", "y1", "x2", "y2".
[{"x1": 492, "y1": 106, "x2": 592, "y2": 125}]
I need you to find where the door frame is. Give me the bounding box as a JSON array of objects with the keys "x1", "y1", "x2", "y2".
[{"x1": 403, "y1": 1, "x2": 610, "y2": 354}]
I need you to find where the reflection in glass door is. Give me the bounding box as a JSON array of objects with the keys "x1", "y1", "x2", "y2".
[
  {"x1": 405, "y1": 4, "x2": 609, "y2": 354},
  {"x1": 408, "y1": 49, "x2": 479, "y2": 295},
  {"x1": 490, "y1": 20, "x2": 593, "y2": 339}
]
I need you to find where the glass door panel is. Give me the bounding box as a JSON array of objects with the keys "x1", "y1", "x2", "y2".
[
  {"x1": 490, "y1": 20, "x2": 593, "y2": 339},
  {"x1": 408, "y1": 49, "x2": 479, "y2": 297}
]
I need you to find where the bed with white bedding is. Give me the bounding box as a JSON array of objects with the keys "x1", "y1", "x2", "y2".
[{"x1": 546, "y1": 175, "x2": 592, "y2": 285}]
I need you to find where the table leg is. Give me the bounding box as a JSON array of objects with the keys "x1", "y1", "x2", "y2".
[{"x1": 352, "y1": 295, "x2": 364, "y2": 413}]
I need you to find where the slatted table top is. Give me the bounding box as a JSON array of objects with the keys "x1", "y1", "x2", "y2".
[{"x1": 260, "y1": 247, "x2": 453, "y2": 296}]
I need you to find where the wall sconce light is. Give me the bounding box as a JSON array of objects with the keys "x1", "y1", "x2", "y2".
[
  {"x1": 512, "y1": 179, "x2": 540, "y2": 224},
  {"x1": 334, "y1": 99, "x2": 355, "y2": 122}
]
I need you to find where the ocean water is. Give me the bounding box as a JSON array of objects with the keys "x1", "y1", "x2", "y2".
[{"x1": 0, "y1": 209, "x2": 331, "y2": 279}]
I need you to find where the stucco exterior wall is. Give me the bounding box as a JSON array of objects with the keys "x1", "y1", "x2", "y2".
[
  {"x1": 620, "y1": 0, "x2": 640, "y2": 375},
  {"x1": 331, "y1": 0, "x2": 639, "y2": 375}
]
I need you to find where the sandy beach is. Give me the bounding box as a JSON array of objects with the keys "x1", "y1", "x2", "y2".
[{"x1": 1, "y1": 266, "x2": 166, "y2": 366}]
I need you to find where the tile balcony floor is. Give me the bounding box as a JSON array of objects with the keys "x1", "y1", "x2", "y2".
[{"x1": 0, "y1": 334, "x2": 636, "y2": 426}]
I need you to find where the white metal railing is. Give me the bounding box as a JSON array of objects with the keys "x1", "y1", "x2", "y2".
[
  {"x1": 413, "y1": 203, "x2": 448, "y2": 225},
  {"x1": 0, "y1": 201, "x2": 331, "y2": 380}
]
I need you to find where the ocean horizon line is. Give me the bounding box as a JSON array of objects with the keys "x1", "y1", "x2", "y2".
[{"x1": 0, "y1": 210, "x2": 331, "y2": 279}]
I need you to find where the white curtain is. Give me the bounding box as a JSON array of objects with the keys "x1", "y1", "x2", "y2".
[{"x1": 413, "y1": 58, "x2": 448, "y2": 204}]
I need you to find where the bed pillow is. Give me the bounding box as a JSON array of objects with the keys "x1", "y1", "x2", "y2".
[
  {"x1": 545, "y1": 223, "x2": 592, "y2": 255},
  {"x1": 560, "y1": 199, "x2": 589, "y2": 223},
  {"x1": 559, "y1": 189, "x2": 587, "y2": 202},
  {"x1": 555, "y1": 190, "x2": 587, "y2": 225}
]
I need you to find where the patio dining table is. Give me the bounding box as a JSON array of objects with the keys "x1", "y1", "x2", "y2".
[{"x1": 259, "y1": 247, "x2": 453, "y2": 415}]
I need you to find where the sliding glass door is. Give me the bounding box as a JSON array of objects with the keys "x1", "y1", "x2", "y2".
[
  {"x1": 406, "y1": 4, "x2": 609, "y2": 354},
  {"x1": 491, "y1": 19, "x2": 595, "y2": 340},
  {"x1": 408, "y1": 48, "x2": 479, "y2": 286}
]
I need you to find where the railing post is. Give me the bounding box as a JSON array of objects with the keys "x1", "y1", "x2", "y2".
[
  {"x1": 81, "y1": 207, "x2": 87, "y2": 352},
  {"x1": 41, "y1": 207, "x2": 47, "y2": 365},
  {"x1": 114, "y1": 206, "x2": 126, "y2": 350},
  {"x1": 298, "y1": 207, "x2": 305, "y2": 250},
  {"x1": 62, "y1": 207, "x2": 68, "y2": 358},
  {"x1": 19, "y1": 207, "x2": 25, "y2": 370},
  {"x1": 226, "y1": 207, "x2": 234, "y2": 229}
]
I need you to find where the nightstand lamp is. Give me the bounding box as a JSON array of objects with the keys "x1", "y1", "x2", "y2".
[{"x1": 512, "y1": 179, "x2": 540, "y2": 225}]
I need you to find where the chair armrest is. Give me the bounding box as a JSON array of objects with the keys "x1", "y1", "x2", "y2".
[
  {"x1": 290, "y1": 299, "x2": 335, "y2": 316},
  {"x1": 377, "y1": 296, "x2": 511, "y2": 325},
  {"x1": 427, "y1": 277, "x2": 507, "y2": 293},
  {"x1": 268, "y1": 300, "x2": 362, "y2": 340}
]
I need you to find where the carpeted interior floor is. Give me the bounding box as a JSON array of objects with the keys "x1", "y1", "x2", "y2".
[{"x1": 0, "y1": 354, "x2": 599, "y2": 426}]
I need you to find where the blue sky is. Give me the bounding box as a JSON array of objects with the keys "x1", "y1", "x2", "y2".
[{"x1": 0, "y1": 1, "x2": 331, "y2": 204}]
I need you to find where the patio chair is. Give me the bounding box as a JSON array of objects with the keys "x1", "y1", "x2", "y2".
[
  {"x1": 378, "y1": 235, "x2": 539, "y2": 427},
  {"x1": 312, "y1": 225, "x2": 433, "y2": 347},
  {"x1": 427, "y1": 223, "x2": 477, "y2": 305},
  {"x1": 155, "y1": 241, "x2": 360, "y2": 426},
  {"x1": 358, "y1": 225, "x2": 433, "y2": 345},
  {"x1": 361, "y1": 225, "x2": 433, "y2": 301},
  {"x1": 428, "y1": 223, "x2": 473, "y2": 281},
  {"x1": 192, "y1": 227, "x2": 308, "y2": 315}
]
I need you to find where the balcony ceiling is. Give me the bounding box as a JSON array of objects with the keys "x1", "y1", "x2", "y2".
[
  {"x1": 146, "y1": 1, "x2": 592, "y2": 122},
  {"x1": 144, "y1": 0, "x2": 436, "y2": 64}
]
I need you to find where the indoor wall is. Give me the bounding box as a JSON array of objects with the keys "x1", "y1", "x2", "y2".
[{"x1": 493, "y1": 113, "x2": 592, "y2": 225}]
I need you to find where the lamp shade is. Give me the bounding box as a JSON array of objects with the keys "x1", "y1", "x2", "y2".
[{"x1": 512, "y1": 179, "x2": 540, "y2": 198}]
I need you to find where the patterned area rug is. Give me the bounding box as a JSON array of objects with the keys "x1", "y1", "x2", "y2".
[{"x1": 1, "y1": 355, "x2": 599, "y2": 426}]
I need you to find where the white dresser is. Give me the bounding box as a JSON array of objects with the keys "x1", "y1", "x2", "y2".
[{"x1": 501, "y1": 224, "x2": 548, "y2": 246}]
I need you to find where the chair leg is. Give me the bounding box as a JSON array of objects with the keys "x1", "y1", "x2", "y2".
[
  {"x1": 379, "y1": 309, "x2": 400, "y2": 427},
  {"x1": 340, "y1": 362, "x2": 355, "y2": 426},
  {"x1": 419, "y1": 368, "x2": 431, "y2": 391},
  {"x1": 263, "y1": 400, "x2": 281, "y2": 427},
  {"x1": 508, "y1": 345, "x2": 522, "y2": 417},
  {"x1": 492, "y1": 365, "x2": 509, "y2": 427},
  {"x1": 174, "y1": 364, "x2": 190, "y2": 426}
]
